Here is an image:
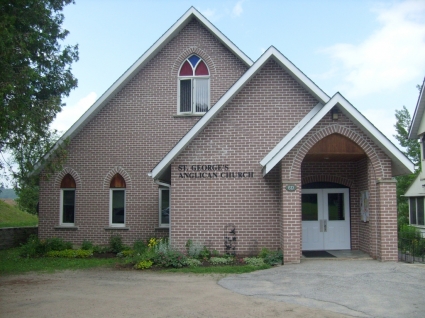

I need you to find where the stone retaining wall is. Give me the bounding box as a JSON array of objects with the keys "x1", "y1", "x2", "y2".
[{"x1": 0, "y1": 227, "x2": 38, "y2": 249}]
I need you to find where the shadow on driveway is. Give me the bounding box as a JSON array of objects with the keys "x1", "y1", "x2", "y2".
[{"x1": 219, "y1": 259, "x2": 425, "y2": 318}]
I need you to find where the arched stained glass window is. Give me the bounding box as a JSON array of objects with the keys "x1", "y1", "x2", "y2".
[{"x1": 178, "y1": 55, "x2": 210, "y2": 114}]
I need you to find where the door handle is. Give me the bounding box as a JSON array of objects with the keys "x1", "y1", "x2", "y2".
[{"x1": 324, "y1": 220, "x2": 327, "y2": 232}]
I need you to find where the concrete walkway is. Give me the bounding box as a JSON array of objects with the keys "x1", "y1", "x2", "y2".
[{"x1": 219, "y1": 259, "x2": 425, "y2": 318}]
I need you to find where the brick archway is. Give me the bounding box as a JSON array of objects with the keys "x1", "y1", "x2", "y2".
[
  {"x1": 289, "y1": 124, "x2": 382, "y2": 180},
  {"x1": 55, "y1": 167, "x2": 82, "y2": 189},
  {"x1": 103, "y1": 167, "x2": 132, "y2": 189},
  {"x1": 302, "y1": 175, "x2": 354, "y2": 188}
]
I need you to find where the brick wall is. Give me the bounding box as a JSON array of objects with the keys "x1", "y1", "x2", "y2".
[
  {"x1": 172, "y1": 58, "x2": 319, "y2": 255},
  {"x1": 38, "y1": 18, "x2": 248, "y2": 246}
]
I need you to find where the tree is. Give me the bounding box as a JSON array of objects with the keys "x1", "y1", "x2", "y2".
[
  {"x1": 0, "y1": 1, "x2": 78, "y2": 212},
  {"x1": 394, "y1": 106, "x2": 420, "y2": 228}
]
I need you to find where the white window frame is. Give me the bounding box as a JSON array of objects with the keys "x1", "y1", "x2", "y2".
[
  {"x1": 109, "y1": 189, "x2": 126, "y2": 227},
  {"x1": 177, "y1": 58, "x2": 210, "y2": 115},
  {"x1": 159, "y1": 187, "x2": 170, "y2": 228},
  {"x1": 60, "y1": 189, "x2": 75, "y2": 226},
  {"x1": 409, "y1": 197, "x2": 425, "y2": 227}
]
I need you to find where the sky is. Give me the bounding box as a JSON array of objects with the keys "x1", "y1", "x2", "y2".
[{"x1": 52, "y1": 0, "x2": 425, "y2": 150}]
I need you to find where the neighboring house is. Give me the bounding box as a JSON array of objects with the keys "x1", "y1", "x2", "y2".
[
  {"x1": 36, "y1": 7, "x2": 413, "y2": 264},
  {"x1": 405, "y1": 78, "x2": 425, "y2": 237}
]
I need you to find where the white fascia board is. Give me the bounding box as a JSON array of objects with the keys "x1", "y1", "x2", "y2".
[
  {"x1": 337, "y1": 99, "x2": 414, "y2": 175},
  {"x1": 260, "y1": 103, "x2": 323, "y2": 167},
  {"x1": 34, "y1": 7, "x2": 253, "y2": 173},
  {"x1": 191, "y1": 8, "x2": 252, "y2": 67},
  {"x1": 262, "y1": 93, "x2": 414, "y2": 176},
  {"x1": 408, "y1": 77, "x2": 425, "y2": 139},
  {"x1": 269, "y1": 47, "x2": 330, "y2": 104},
  {"x1": 150, "y1": 48, "x2": 275, "y2": 179},
  {"x1": 151, "y1": 46, "x2": 333, "y2": 179}
]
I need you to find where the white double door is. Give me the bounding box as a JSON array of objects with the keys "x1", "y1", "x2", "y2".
[{"x1": 302, "y1": 188, "x2": 350, "y2": 251}]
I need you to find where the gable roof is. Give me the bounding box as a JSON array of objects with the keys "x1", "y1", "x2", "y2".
[
  {"x1": 261, "y1": 93, "x2": 414, "y2": 177},
  {"x1": 35, "y1": 7, "x2": 253, "y2": 172},
  {"x1": 150, "y1": 46, "x2": 331, "y2": 179},
  {"x1": 408, "y1": 77, "x2": 425, "y2": 139}
]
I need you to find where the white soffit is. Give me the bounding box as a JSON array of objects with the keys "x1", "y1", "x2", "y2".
[
  {"x1": 34, "y1": 7, "x2": 252, "y2": 172},
  {"x1": 150, "y1": 47, "x2": 332, "y2": 179},
  {"x1": 408, "y1": 77, "x2": 425, "y2": 139},
  {"x1": 261, "y1": 93, "x2": 414, "y2": 177}
]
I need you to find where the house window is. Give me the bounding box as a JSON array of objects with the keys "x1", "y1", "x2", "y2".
[
  {"x1": 60, "y1": 174, "x2": 76, "y2": 225},
  {"x1": 409, "y1": 197, "x2": 425, "y2": 226},
  {"x1": 159, "y1": 188, "x2": 170, "y2": 227},
  {"x1": 178, "y1": 55, "x2": 209, "y2": 114},
  {"x1": 110, "y1": 173, "x2": 126, "y2": 226}
]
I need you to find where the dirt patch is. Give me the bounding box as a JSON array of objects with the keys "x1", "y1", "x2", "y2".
[
  {"x1": 1, "y1": 199, "x2": 16, "y2": 206},
  {"x1": 0, "y1": 268, "x2": 347, "y2": 318}
]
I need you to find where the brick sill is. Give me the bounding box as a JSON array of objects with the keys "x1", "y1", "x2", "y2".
[
  {"x1": 173, "y1": 114, "x2": 204, "y2": 118},
  {"x1": 54, "y1": 226, "x2": 79, "y2": 230},
  {"x1": 104, "y1": 227, "x2": 130, "y2": 231}
]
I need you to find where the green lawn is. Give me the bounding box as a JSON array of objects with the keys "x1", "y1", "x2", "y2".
[
  {"x1": 0, "y1": 248, "x2": 123, "y2": 275},
  {"x1": 0, "y1": 200, "x2": 38, "y2": 228}
]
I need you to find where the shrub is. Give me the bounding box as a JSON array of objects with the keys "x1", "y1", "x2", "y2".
[
  {"x1": 148, "y1": 237, "x2": 159, "y2": 248},
  {"x1": 20, "y1": 235, "x2": 45, "y2": 258},
  {"x1": 243, "y1": 257, "x2": 265, "y2": 266},
  {"x1": 44, "y1": 237, "x2": 73, "y2": 252},
  {"x1": 135, "y1": 260, "x2": 153, "y2": 270},
  {"x1": 92, "y1": 245, "x2": 111, "y2": 254},
  {"x1": 46, "y1": 249, "x2": 93, "y2": 258},
  {"x1": 259, "y1": 248, "x2": 283, "y2": 265},
  {"x1": 20, "y1": 235, "x2": 73, "y2": 258},
  {"x1": 185, "y1": 258, "x2": 202, "y2": 267},
  {"x1": 117, "y1": 250, "x2": 134, "y2": 258},
  {"x1": 81, "y1": 240, "x2": 94, "y2": 251},
  {"x1": 109, "y1": 235, "x2": 124, "y2": 253},
  {"x1": 153, "y1": 250, "x2": 187, "y2": 268},
  {"x1": 399, "y1": 224, "x2": 422, "y2": 240},
  {"x1": 210, "y1": 257, "x2": 233, "y2": 265},
  {"x1": 133, "y1": 240, "x2": 147, "y2": 253}
]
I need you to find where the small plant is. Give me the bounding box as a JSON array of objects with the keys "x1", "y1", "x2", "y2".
[
  {"x1": 243, "y1": 257, "x2": 265, "y2": 266},
  {"x1": 44, "y1": 237, "x2": 73, "y2": 251},
  {"x1": 185, "y1": 258, "x2": 202, "y2": 267},
  {"x1": 81, "y1": 240, "x2": 94, "y2": 251},
  {"x1": 46, "y1": 249, "x2": 93, "y2": 258},
  {"x1": 109, "y1": 235, "x2": 124, "y2": 253},
  {"x1": 135, "y1": 260, "x2": 153, "y2": 270},
  {"x1": 20, "y1": 235, "x2": 44, "y2": 258},
  {"x1": 148, "y1": 237, "x2": 159, "y2": 248},
  {"x1": 154, "y1": 239, "x2": 170, "y2": 254},
  {"x1": 117, "y1": 250, "x2": 134, "y2": 258},
  {"x1": 185, "y1": 239, "x2": 204, "y2": 258},
  {"x1": 210, "y1": 257, "x2": 233, "y2": 265},
  {"x1": 92, "y1": 245, "x2": 111, "y2": 254}
]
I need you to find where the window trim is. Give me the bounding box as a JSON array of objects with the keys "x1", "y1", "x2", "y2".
[
  {"x1": 177, "y1": 56, "x2": 210, "y2": 115},
  {"x1": 159, "y1": 187, "x2": 170, "y2": 228},
  {"x1": 109, "y1": 189, "x2": 126, "y2": 227},
  {"x1": 60, "y1": 188, "x2": 76, "y2": 226},
  {"x1": 409, "y1": 197, "x2": 425, "y2": 227}
]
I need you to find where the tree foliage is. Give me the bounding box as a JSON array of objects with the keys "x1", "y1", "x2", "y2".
[
  {"x1": 0, "y1": 0, "x2": 78, "y2": 174},
  {"x1": 0, "y1": 0, "x2": 78, "y2": 212},
  {"x1": 394, "y1": 106, "x2": 420, "y2": 227}
]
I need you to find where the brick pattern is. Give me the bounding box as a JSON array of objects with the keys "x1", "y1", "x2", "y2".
[
  {"x1": 38, "y1": 18, "x2": 248, "y2": 246},
  {"x1": 38, "y1": 18, "x2": 399, "y2": 262},
  {"x1": 172, "y1": 58, "x2": 319, "y2": 255}
]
